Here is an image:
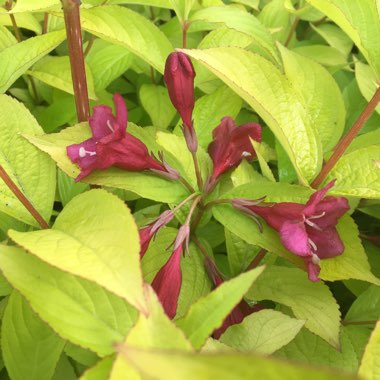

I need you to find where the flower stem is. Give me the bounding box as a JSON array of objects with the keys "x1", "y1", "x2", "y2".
[
  {"x1": 185, "y1": 195, "x2": 202, "y2": 225},
  {"x1": 179, "y1": 176, "x2": 195, "y2": 193},
  {"x1": 61, "y1": 0, "x2": 90, "y2": 122},
  {"x1": 182, "y1": 21, "x2": 190, "y2": 48},
  {"x1": 311, "y1": 85, "x2": 380, "y2": 189},
  {"x1": 191, "y1": 151, "x2": 204, "y2": 191},
  {"x1": 172, "y1": 192, "x2": 199, "y2": 213},
  {"x1": 247, "y1": 248, "x2": 267, "y2": 270},
  {"x1": 4, "y1": 1, "x2": 22, "y2": 42},
  {"x1": 0, "y1": 165, "x2": 49, "y2": 229}
]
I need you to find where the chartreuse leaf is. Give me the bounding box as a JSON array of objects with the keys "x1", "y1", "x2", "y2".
[
  {"x1": 359, "y1": 321, "x2": 380, "y2": 380},
  {"x1": 220, "y1": 310, "x2": 304, "y2": 354},
  {"x1": 320, "y1": 216, "x2": 380, "y2": 285},
  {"x1": 306, "y1": 0, "x2": 380, "y2": 78},
  {"x1": 355, "y1": 62, "x2": 380, "y2": 115},
  {"x1": 0, "y1": 25, "x2": 17, "y2": 52},
  {"x1": 10, "y1": 0, "x2": 60, "y2": 13},
  {"x1": 275, "y1": 327, "x2": 359, "y2": 373},
  {"x1": 139, "y1": 85, "x2": 176, "y2": 129},
  {"x1": 189, "y1": 7, "x2": 279, "y2": 64},
  {"x1": 28, "y1": 56, "x2": 97, "y2": 100},
  {"x1": 325, "y1": 146, "x2": 380, "y2": 199},
  {"x1": 109, "y1": 285, "x2": 192, "y2": 380},
  {"x1": 0, "y1": 30, "x2": 66, "y2": 93},
  {"x1": 9, "y1": 189, "x2": 146, "y2": 312},
  {"x1": 85, "y1": 0, "x2": 172, "y2": 6},
  {"x1": 193, "y1": 85, "x2": 242, "y2": 149},
  {"x1": 176, "y1": 267, "x2": 265, "y2": 349},
  {"x1": 118, "y1": 347, "x2": 357, "y2": 380},
  {"x1": 52, "y1": 355, "x2": 77, "y2": 380},
  {"x1": 0, "y1": 95, "x2": 56, "y2": 226},
  {"x1": 58, "y1": 169, "x2": 89, "y2": 207},
  {"x1": 183, "y1": 47, "x2": 322, "y2": 184},
  {"x1": 345, "y1": 285, "x2": 380, "y2": 323},
  {"x1": 247, "y1": 266, "x2": 341, "y2": 348},
  {"x1": 279, "y1": 46, "x2": 345, "y2": 152},
  {"x1": 0, "y1": 13, "x2": 41, "y2": 34},
  {"x1": 80, "y1": 357, "x2": 114, "y2": 380},
  {"x1": 24, "y1": 123, "x2": 189, "y2": 203},
  {"x1": 0, "y1": 245, "x2": 138, "y2": 357},
  {"x1": 77, "y1": 6, "x2": 173, "y2": 73},
  {"x1": 141, "y1": 228, "x2": 212, "y2": 318},
  {"x1": 2, "y1": 291, "x2": 65, "y2": 380},
  {"x1": 169, "y1": 0, "x2": 197, "y2": 24},
  {"x1": 251, "y1": 139, "x2": 276, "y2": 181},
  {"x1": 86, "y1": 39, "x2": 133, "y2": 92}
]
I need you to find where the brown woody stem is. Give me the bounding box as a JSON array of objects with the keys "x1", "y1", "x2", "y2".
[
  {"x1": 61, "y1": 0, "x2": 90, "y2": 122},
  {"x1": 191, "y1": 151, "x2": 204, "y2": 191},
  {"x1": 311, "y1": 86, "x2": 380, "y2": 189},
  {"x1": 0, "y1": 165, "x2": 49, "y2": 229},
  {"x1": 182, "y1": 21, "x2": 190, "y2": 48}
]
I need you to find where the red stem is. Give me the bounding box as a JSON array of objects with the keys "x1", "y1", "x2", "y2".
[
  {"x1": 311, "y1": 86, "x2": 380, "y2": 189},
  {"x1": 61, "y1": 0, "x2": 90, "y2": 122},
  {"x1": 0, "y1": 166, "x2": 49, "y2": 229},
  {"x1": 247, "y1": 248, "x2": 267, "y2": 270}
]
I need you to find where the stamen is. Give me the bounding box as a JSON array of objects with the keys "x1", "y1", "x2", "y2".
[
  {"x1": 308, "y1": 211, "x2": 326, "y2": 220},
  {"x1": 304, "y1": 218, "x2": 322, "y2": 231},
  {"x1": 106, "y1": 120, "x2": 115, "y2": 132},
  {"x1": 78, "y1": 147, "x2": 96, "y2": 158},
  {"x1": 308, "y1": 238, "x2": 317, "y2": 252},
  {"x1": 311, "y1": 253, "x2": 320, "y2": 265},
  {"x1": 241, "y1": 151, "x2": 251, "y2": 158}
]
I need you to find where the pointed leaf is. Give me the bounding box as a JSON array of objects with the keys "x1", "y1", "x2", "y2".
[
  {"x1": 183, "y1": 47, "x2": 322, "y2": 183},
  {"x1": 220, "y1": 310, "x2": 304, "y2": 354},
  {"x1": 9, "y1": 189, "x2": 146, "y2": 312},
  {"x1": 176, "y1": 267, "x2": 265, "y2": 349},
  {"x1": 0, "y1": 245, "x2": 138, "y2": 357},
  {"x1": 306, "y1": 0, "x2": 380, "y2": 78},
  {"x1": 359, "y1": 321, "x2": 380, "y2": 380},
  {"x1": 0, "y1": 30, "x2": 66, "y2": 93},
  {"x1": 78, "y1": 6, "x2": 173, "y2": 73}
]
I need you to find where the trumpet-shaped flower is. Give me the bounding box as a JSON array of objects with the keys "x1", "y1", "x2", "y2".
[
  {"x1": 67, "y1": 93, "x2": 178, "y2": 181},
  {"x1": 208, "y1": 117, "x2": 262, "y2": 184},
  {"x1": 233, "y1": 181, "x2": 349, "y2": 281}
]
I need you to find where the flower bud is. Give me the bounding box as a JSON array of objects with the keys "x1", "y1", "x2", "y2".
[{"x1": 164, "y1": 52, "x2": 195, "y2": 130}]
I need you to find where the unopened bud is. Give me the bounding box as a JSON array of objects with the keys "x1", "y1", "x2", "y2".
[{"x1": 164, "y1": 52, "x2": 195, "y2": 130}]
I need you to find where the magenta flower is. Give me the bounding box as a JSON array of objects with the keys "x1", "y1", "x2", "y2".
[
  {"x1": 233, "y1": 181, "x2": 349, "y2": 281},
  {"x1": 208, "y1": 117, "x2": 262, "y2": 184},
  {"x1": 67, "y1": 93, "x2": 178, "y2": 181},
  {"x1": 151, "y1": 224, "x2": 190, "y2": 318},
  {"x1": 139, "y1": 210, "x2": 174, "y2": 258}
]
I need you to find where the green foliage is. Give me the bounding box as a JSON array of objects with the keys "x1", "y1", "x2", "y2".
[{"x1": 0, "y1": 1, "x2": 379, "y2": 378}]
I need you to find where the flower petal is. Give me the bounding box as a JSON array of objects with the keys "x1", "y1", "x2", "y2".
[
  {"x1": 305, "y1": 180, "x2": 336, "y2": 214},
  {"x1": 113, "y1": 93, "x2": 128, "y2": 131},
  {"x1": 307, "y1": 227, "x2": 344, "y2": 258},
  {"x1": 89, "y1": 105, "x2": 116, "y2": 141},
  {"x1": 305, "y1": 256, "x2": 321, "y2": 282},
  {"x1": 151, "y1": 245, "x2": 182, "y2": 319},
  {"x1": 280, "y1": 220, "x2": 311, "y2": 256}
]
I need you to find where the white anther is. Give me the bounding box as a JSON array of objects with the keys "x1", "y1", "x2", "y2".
[
  {"x1": 79, "y1": 147, "x2": 86, "y2": 158},
  {"x1": 106, "y1": 119, "x2": 114, "y2": 132},
  {"x1": 311, "y1": 253, "x2": 320, "y2": 265},
  {"x1": 308, "y1": 238, "x2": 318, "y2": 252},
  {"x1": 78, "y1": 147, "x2": 96, "y2": 158},
  {"x1": 241, "y1": 151, "x2": 251, "y2": 158}
]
